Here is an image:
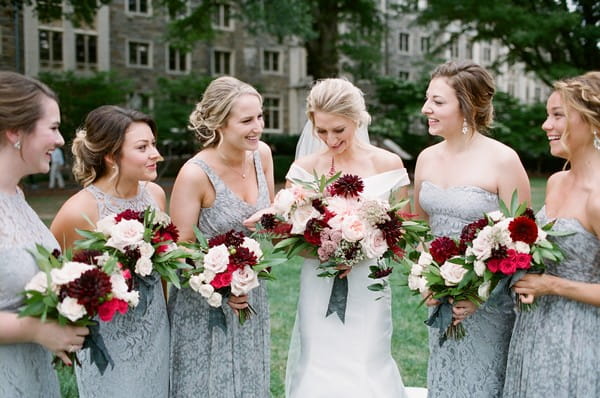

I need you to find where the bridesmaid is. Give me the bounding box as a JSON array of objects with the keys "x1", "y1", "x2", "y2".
[
  {"x1": 50, "y1": 105, "x2": 168, "y2": 397},
  {"x1": 413, "y1": 61, "x2": 530, "y2": 397},
  {"x1": 504, "y1": 72, "x2": 600, "y2": 397},
  {"x1": 0, "y1": 71, "x2": 88, "y2": 397},
  {"x1": 168, "y1": 76, "x2": 274, "y2": 397}
]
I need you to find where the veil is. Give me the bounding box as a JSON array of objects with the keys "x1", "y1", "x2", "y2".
[{"x1": 294, "y1": 120, "x2": 371, "y2": 160}]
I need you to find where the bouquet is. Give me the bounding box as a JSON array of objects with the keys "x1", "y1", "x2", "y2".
[
  {"x1": 181, "y1": 228, "x2": 288, "y2": 326},
  {"x1": 259, "y1": 172, "x2": 430, "y2": 322},
  {"x1": 461, "y1": 193, "x2": 567, "y2": 310},
  {"x1": 74, "y1": 207, "x2": 191, "y2": 314},
  {"x1": 20, "y1": 245, "x2": 139, "y2": 373}
]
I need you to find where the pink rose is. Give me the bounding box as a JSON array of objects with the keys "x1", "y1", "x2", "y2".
[
  {"x1": 360, "y1": 228, "x2": 388, "y2": 258},
  {"x1": 340, "y1": 215, "x2": 366, "y2": 242},
  {"x1": 230, "y1": 266, "x2": 260, "y2": 296},
  {"x1": 98, "y1": 298, "x2": 129, "y2": 322}
]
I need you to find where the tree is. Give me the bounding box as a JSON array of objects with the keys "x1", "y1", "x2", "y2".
[
  {"x1": 402, "y1": 0, "x2": 599, "y2": 85},
  {"x1": 4, "y1": 0, "x2": 111, "y2": 25}
]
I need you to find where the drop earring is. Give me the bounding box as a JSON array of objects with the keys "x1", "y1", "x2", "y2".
[
  {"x1": 462, "y1": 119, "x2": 468, "y2": 135},
  {"x1": 14, "y1": 140, "x2": 21, "y2": 150},
  {"x1": 594, "y1": 130, "x2": 600, "y2": 151}
]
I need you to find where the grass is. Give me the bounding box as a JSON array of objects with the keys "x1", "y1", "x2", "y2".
[{"x1": 25, "y1": 177, "x2": 547, "y2": 398}]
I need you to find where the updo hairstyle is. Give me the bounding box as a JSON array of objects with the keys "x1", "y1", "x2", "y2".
[{"x1": 305, "y1": 78, "x2": 371, "y2": 128}]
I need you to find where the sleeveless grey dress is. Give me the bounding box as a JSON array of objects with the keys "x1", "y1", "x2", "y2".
[
  {"x1": 0, "y1": 188, "x2": 61, "y2": 398},
  {"x1": 168, "y1": 152, "x2": 271, "y2": 398},
  {"x1": 503, "y1": 207, "x2": 600, "y2": 398},
  {"x1": 419, "y1": 181, "x2": 515, "y2": 398},
  {"x1": 76, "y1": 183, "x2": 170, "y2": 398}
]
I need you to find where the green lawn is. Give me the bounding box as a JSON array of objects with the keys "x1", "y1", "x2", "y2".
[{"x1": 25, "y1": 177, "x2": 547, "y2": 398}]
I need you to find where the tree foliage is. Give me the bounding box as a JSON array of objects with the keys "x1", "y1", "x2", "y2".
[
  {"x1": 4, "y1": 0, "x2": 111, "y2": 25},
  {"x1": 403, "y1": 0, "x2": 600, "y2": 85}
]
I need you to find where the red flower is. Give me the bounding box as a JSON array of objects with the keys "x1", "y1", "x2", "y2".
[
  {"x1": 211, "y1": 271, "x2": 233, "y2": 289},
  {"x1": 304, "y1": 218, "x2": 327, "y2": 245},
  {"x1": 371, "y1": 267, "x2": 393, "y2": 278},
  {"x1": 152, "y1": 223, "x2": 179, "y2": 244},
  {"x1": 508, "y1": 216, "x2": 538, "y2": 245},
  {"x1": 498, "y1": 258, "x2": 518, "y2": 275},
  {"x1": 115, "y1": 209, "x2": 143, "y2": 222},
  {"x1": 98, "y1": 298, "x2": 129, "y2": 322},
  {"x1": 156, "y1": 244, "x2": 170, "y2": 254},
  {"x1": 230, "y1": 246, "x2": 257, "y2": 269},
  {"x1": 71, "y1": 249, "x2": 103, "y2": 265},
  {"x1": 328, "y1": 174, "x2": 364, "y2": 198},
  {"x1": 486, "y1": 258, "x2": 502, "y2": 273},
  {"x1": 430, "y1": 237, "x2": 460, "y2": 265},
  {"x1": 377, "y1": 214, "x2": 404, "y2": 247},
  {"x1": 512, "y1": 250, "x2": 532, "y2": 270},
  {"x1": 61, "y1": 269, "x2": 112, "y2": 316},
  {"x1": 273, "y1": 222, "x2": 293, "y2": 235},
  {"x1": 209, "y1": 230, "x2": 245, "y2": 248},
  {"x1": 390, "y1": 245, "x2": 405, "y2": 259}
]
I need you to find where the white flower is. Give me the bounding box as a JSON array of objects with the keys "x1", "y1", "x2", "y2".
[
  {"x1": 241, "y1": 237, "x2": 263, "y2": 260},
  {"x1": 106, "y1": 219, "x2": 145, "y2": 252},
  {"x1": 478, "y1": 280, "x2": 492, "y2": 300},
  {"x1": 470, "y1": 226, "x2": 494, "y2": 260},
  {"x1": 511, "y1": 241, "x2": 531, "y2": 254},
  {"x1": 230, "y1": 266, "x2": 260, "y2": 296},
  {"x1": 203, "y1": 244, "x2": 230, "y2": 273},
  {"x1": 340, "y1": 215, "x2": 366, "y2": 242},
  {"x1": 202, "y1": 270, "x2": 216, "y2": 283},
  {"x1": 137, "y1": 241, "x2": 155, "y2": 258},
  {"x1": 535, "y1": 229, "x2": 548, "y2": 243},
  {"x1": 110, "y1": 273, "x2": 139, "y2": 306},
  {"x1": 418, "y1": 252, "x2": 434, "y2": 266},
  {"x1": 57, "y1": 297, "x2": 87, "y2": 322},
  {"x1": 96, "y1": 215, "x2": 116, "y2": 235},
  {"x1": 207, "y1": 292, "x2": 223, "y2": 307},
  {"x1": 50, "y1": 261, "x2": 95, "y2": 285},
  {"x1": 289, "y1": 204, "x2": 320, "y2": 234},
  {"x1": 492, "y1": 219, "x2": 514, "y2": 246},
  {"x1": 152, "y1": 210, "x2": 172, "y2": 227},
  {"x1": 135, "y1": 256, "x2": 153, "y2": 276},
  {"x1": 474, "y1": 260, "x2": 487, "y2": 277},
  {"x1": 273, "y1": 189, "x2": 296, "y2": 219},
  {"x1": 439, "y1": 261, "x2": 468, "y2": 286},
  {"x1": 410, "y1": 263, "x2": 425, "y2": 276},
  {"x1": 486, "y1": 211, "x2": 505, "y2": 222},
  {"x1": 360, "y1": 227, "x2": 388, "y2": 259},
  {"x1": 25, "y1": 271, "x2": 51, "y2": 293},
  {"x1": 94, "y1": 252, "x2": 112, "y2": 266},
  {"x1": 189, "y1": 277, "x2": 214, "y2": 299},
  {"x1": 408, "y1": 274, "x2": 428, "y2": 294}
]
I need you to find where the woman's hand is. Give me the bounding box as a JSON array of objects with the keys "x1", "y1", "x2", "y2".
[
  {"x1": 421, "y1": 289, "x2": 440, "y2": 307},
  {"x1": 513, "y1": 273, "x2": 555, "y2": 304},
  {"x1": 33, "y1": 320, "x2": 89, "y2": 366},
  {"x1": 243, "y1": 207, "x2": 275, "y2": 231},
  {"x1": 335, "y1": 264, "x2": 352, "y2": 279},
  {"x1": 227, "y1": 294, "x2": 249, "y2": 316},
  {"x1": 451, "y1": 299, "x2": 478, "y2": 325}
]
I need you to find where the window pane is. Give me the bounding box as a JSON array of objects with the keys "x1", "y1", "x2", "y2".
[
  {"x1": 39, "y1": 30, "x2": 50, "y2": 61},
  {"x1": 88, "y1": 36, "x2": 97, "y2": 64},
  {"x1": 52, "y1": 31, "x2": 62, "y2": 61}
]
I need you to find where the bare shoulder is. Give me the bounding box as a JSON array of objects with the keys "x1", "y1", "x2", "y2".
[
  {"x1": 294, "y1": 153, "x2": 321, "y2": 172},
  {"x1": 258, "y1": 141, "x2": 272, "y2": 157},
  {"x1": 175, "y1": 156, "x2": 210, "y2": 185},
  {"x1": 369, "y1": 145, "x2": 405, "y2": 172},
  {"x1": 415, "y1": 141, "x2": 442, "y2": 166},
  {"x1": 586, "y1": 186, "x2": 600, "y2": 238},
  {"x1": 145, "y1": 182, "x2": 167, "y2": 210},
  {"x1": 481, "y1": 136, "x2": 522, "y2": 165},
  {"x1": 53, "y1": 189, "x2": 98, "y2": 226}
]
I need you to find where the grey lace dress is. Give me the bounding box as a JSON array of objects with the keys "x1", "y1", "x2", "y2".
[
  {"x1": 75, "y1": 183, "x2": 170, "y2": 398},
  {"x1": 503, "y1": 207, "x2": 600, "y2": 398},
  {"x1": 419, "y1": 181, "x2": 515, "y2": 398},
  {"x1": 168, "y1": 152, "x2": 271, "y2": 398},
  {"x1": 0, "y1": 188, "x2": 61, "y2": 398}
]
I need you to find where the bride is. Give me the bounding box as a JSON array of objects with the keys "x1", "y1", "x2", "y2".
[{"x1": 277, "y1": 78, "x2": 410, "y2": 397}]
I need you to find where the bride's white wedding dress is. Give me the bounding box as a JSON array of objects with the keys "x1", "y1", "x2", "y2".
[{"x1": 284, "y1": 164, "x2": 410, "y2": 398}]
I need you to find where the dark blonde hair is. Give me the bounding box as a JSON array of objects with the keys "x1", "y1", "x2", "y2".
[
  {"x1": 0, "y1": 71, "x2": 58, "y2": 146},
  {"x1": 306, "y1": 78, "x2": 371, "y2": 128},
  {"x1": 431, "y1": 61, "x2": 495, "y2": 134},
  {"x1": 554, "y1": 71, "x2": 600, "y2": 142},
  {"x1": 188, "y1": 76, "x2": 262, "y2": 148},
  {"x1": 71, "y1": 105, "x2": 157, "y2": 186}
]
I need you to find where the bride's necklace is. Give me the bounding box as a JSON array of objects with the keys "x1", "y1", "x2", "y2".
[
  {"x1": 328, "y1": 156, "x2": 336, "y2": 176},
  {"x1": 219, "y1": 150, "x2": 248, "y2": 179}
]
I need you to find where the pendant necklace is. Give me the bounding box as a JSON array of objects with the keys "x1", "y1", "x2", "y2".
[
  {"x1": 220, "y1": 151, "x2": 247, "y2": 179},
  {"x1": 328, "y1": 156, "x2": 336, "y2": 176}
]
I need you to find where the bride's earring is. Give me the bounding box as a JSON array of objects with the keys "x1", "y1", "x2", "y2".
[
  {"x1": 462, "y1": 119, "x2": 468, "y2": 135},
  {"x1": 593, "y1": 130, "x2": 600, "y2": 151}
]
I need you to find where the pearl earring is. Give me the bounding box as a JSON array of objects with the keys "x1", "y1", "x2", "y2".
[
  {"x1": 14, "y1": 141, "x2": 21, "y2": 150},
  {"x1": 593, "y1": 130, "x2": 600, "y2": 151},
  {"x1": 462, "y1": 119, "x2": 468, "y2": 135}
]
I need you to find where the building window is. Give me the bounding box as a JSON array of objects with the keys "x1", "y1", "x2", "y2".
[
  {"x1": 127, "y1": 0, "x2": 151, "y2": 15},
  {"x1": 212, "y1": 4, "x2": 233, "y2": 30},
  {"x1": 534, "y1": 87, "x2": 542, "y2": 102},
  {"x1": 127, "y1": 40, "x2": 152, "y2": 68},
  {"x1": 39, "y1": 29, "x2": 63, "y2": 68},
  {"x1": 420, "y1": 36, "x2": 430, "y2": 54},
  {"x1": 508, "y1": 83, "x2": 515, "y2": 97},
  {"x1": 167, "y1": 46, "x2": 190, "y2": 74},
  {"x1": 398, "y1": 70, "x2": 410, "y2": 80},
  {"x1": 449, "y1": 41, "x2": 459, "y2": 58},
  {"x1": 128, "y1": 92, "x2": 153, "y2": 111},
  {"x1": 75, "y1": 33, "x2": 97, "y2": 70},
  {"x1": 398, "y1": 32, "x2": 409, "y2": 53},
  {"x1": 262, "y1": 50, "x2": 282, "y2": 74},
  {"x1": 212, "y1": 49, "x2": 233, "y2": 75},
  {"x1": 263, "y1": 96, "x2": 282, "y2": 132},
  {"x1": 465, "y1": 42, "x2": 473, "y2": 59},
  {"x1": 483, "y1": 46, "x2": 491, "y2": 62}
]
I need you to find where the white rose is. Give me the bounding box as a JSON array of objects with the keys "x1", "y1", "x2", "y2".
[
  {"x1": 410, "y1": 263, "x2": 425, "y2": 276},
  {"x1": 241, "y1": 237, "x2": 263, "y2": 260},
  {"x1": 360, "y1": 228, "x2": 388, "y2": 259},
  {"x1": 511, "y1": 241, "x2": 531, "y2": 254},
  {"x1": 203, "y1": 244, "x2": 230, "y2": 273},
  {"x1": 439, "y1": 261, "x2": 468, "y2": 286},
  {"x1": 106, "y1": 219, "x2": 145, "y2": 252},
  {"x1": 230, "y1": 266, "x2": 260, "y2": 296},
  {"x1": 50, "y1": 261, "x2": 95, "y2": 285},
  {"x1": 189, "y1": 274, "x2": 207, "y2": 293},
  {"x1": 486, "y1": 211, "x2": 505, "y2": 222},
  {"x1": 25, "y1": 271, "x2": 51, "y2": 293},
  {"x1": 137, "y1": 241, "x2": 155, "y2": 258},
  {"x1": 57, "y1": 297, "x2": 87, "y2": 322},
  {"x1": 470, "y1": 226, "x2": 493, "y2": 260},
  {"x1": 135, "y1": 256, "x2": 153, "y2": 276},
  {"x1": 478, "y1": 280, "x2": 492, "y2": 300},
  {"x1": 202, "y1": 270, "x2": 216, "y2": 283},
  {"x1": 96, "y1": 215, "x2": 116, "y2": 235},
  {"x1": 417, "y1": 252, "x2": 434, "y2": 266},
  {"x1": 207, "y1": 292, "x2": 223, "y2": 307},
  {"x1": 109, "y1": 272, "x2": 138, "y2": 307},
  {"x1": 474, "y1": 260, "x2": 487, "y2": 277},
  {"x1": 273, "y1": 188, "x2": 296, "y2": 219},
  {"x1": 289, "y1": 204, "x2": 320, "y2": 235},
  {"x1": 535, "y1": 229, "x2": 548, "y2": 243},
  {"x1": 492, "y1": 219, "x2": 513, "y2": 246},
  {"x1": 340, "y1": 215, "x2": 366, "y2": 242},
  {"x1": 408, "y1": 274, "x2": 428, "y2": 294}
]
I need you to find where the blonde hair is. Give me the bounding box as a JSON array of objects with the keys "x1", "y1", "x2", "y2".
[
  {"x1": 306, "y1": 78, "x2": 371, "y2": 128},
  {"x1": 188, "y1": 76, "x2": 262, "y2": 148},
  {"x1": 72, "y1": 105, "x2": 157, "y2": 186},
  {"x1": 431, "y1": 61, "x2": 495, "y2": 134}
]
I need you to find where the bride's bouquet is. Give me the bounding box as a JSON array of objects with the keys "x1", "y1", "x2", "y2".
[
  {"x1": 258, "y1": 172, "x2": 430, "y2": 321},
  {"x1": 20, "y1": 245, "x2": 139, "y2": 373},
  {"x1": 74, "y1": 207, "x2": 191, "y2": 314},
  {"x1": 180, "y1": 228, "x2": 287, "y2": 326}
]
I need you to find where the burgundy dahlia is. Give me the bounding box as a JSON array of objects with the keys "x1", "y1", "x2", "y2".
[
  {"x1": 229, "y1": 246, "x2": 257, "y2": 269},
  {"x1": 459, "y1": 218, "x2": 489, "y2": 252},
  {"x1": 61, "y1": 268, "x2": 112, "y2": 316},
  {"x1": 260, "y1": 213, "x2": 278, "y2": 230},
  {"x1": 209, "y1": 230, "x2": 245, "y2": 248},
  {"x1": 377, "y1": 214, "x2": 404, "y2": 246},
  {"x1": 71, "y1": 249, "x2": 103, "y2": 265},
  {"x1": 522, "y1": 208, "x2": 536, "y2": 220},
  {"x1": 153, "y1": 223, "x2": 180, "y2": 244},
  {"x1": 371, "y1": 267, "x2": 393, "y2": 278},
  {"x1": 429, "y1": 237, "x2": 460, "y2": 265},
  {"x1": 328, "y1": 174, "x2": 364, "y2": 198},
  {"x1": 114, "y1": 209, "x2": 143, "y2": 222},
  {"x1": 304, "y1": 218, "x2": 327, "y2": 245},
  {"x1": 508, "y1": 216, "x2": 538, "y2": 245}
]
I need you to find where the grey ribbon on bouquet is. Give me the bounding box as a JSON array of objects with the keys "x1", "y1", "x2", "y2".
[
  {"x1": 133, "y1": 273, "x2": 158, "y2": 316},
  {"x1": 84, "y1": 322, "x2": 114, "y2": 375},
  {"x1": 326, "y1": 276, "x2": 349, "y2": 323},
  {"x1": 424, "y1": 296, "x2": 453, "y2": 346}
]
